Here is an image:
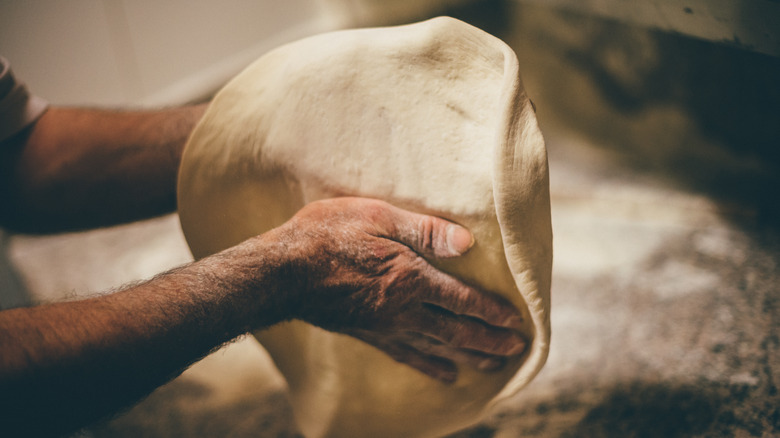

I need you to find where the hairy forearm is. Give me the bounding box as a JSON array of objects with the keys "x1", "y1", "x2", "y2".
[
  {"x1": 0, "y1": 197, "x2": 528, "y2": 436},
  {"x1": 0, "y1": 104, "x2": 207, "y2": 233},
  {"x1": 0, "y1": 233, "x2": 289, "y2": 436}
]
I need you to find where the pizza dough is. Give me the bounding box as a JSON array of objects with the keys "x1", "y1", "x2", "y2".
[{"x1": 178, "y1": 16, "x2": 552, "y2": 438}]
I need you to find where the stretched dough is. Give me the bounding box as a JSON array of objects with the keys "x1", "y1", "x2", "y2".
[{"x1": 178, "y1": 17, "x2": 552, "y2": 438}]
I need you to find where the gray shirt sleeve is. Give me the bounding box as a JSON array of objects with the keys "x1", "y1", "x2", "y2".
[{"x1": 0, "y1": 56, "x2": 49, "y2": 143}]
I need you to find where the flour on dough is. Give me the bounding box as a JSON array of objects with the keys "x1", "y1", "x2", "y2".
[{"x1": 178, "y1": 16, "x2": 552, "y2": 438}]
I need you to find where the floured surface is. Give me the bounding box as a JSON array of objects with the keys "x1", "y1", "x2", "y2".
[{"x1": 178, "y1": 17, "x2": 551, "y2": 438}]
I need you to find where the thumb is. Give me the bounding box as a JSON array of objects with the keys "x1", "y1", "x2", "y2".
[{"x1": 379, "y1": 204, "x2": 475, "y2": 258}]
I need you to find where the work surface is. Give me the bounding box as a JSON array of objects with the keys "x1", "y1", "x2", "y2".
[{"x1": 5, "y1": 3, "x2": 779, "y2": 437}]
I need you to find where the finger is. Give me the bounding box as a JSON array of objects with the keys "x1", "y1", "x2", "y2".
[
  {"x1": 358, "y1": 333, "x2": 458, "y2": 383},
  {"x1": 401, "y1": 332, "x2": 509, "y2": 372},
  {"x1": 413, "y1": 263, "x2": 524, "y2": 330},
  {"x1": 371, "y1": 202, "x2": 474, "y2": 259},
  {"x1": 407, "y1": 305, "x2": 527, "y2": 357}
]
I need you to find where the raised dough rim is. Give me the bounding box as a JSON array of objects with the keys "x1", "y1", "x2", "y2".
[{"x1": 488, "y1": 29, "x2": 551, "y2": 404}]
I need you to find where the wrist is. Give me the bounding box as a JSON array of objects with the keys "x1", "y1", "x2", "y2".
[{"x1": 196, "y1": 231, "x2": 303, "y2": 334}]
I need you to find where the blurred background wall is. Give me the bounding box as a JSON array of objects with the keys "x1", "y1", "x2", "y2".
[{"x1": 2, "y1": 0, "x2": 777, "y2": 106}]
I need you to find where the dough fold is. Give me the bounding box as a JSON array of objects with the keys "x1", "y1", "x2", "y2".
[{"x1": 178, "y1": 16, "x2": 552, "y2": 438}]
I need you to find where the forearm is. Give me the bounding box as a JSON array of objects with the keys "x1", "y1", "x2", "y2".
[
  {"x1": 0, "y1": 104, "x2": 207, "y2": 233},
  {"x1": 0, "y1": 233, "x2": 289, "y2": 436},
  {"x1": 0, "y1": 197, "x2": 528, "y2": 436}
]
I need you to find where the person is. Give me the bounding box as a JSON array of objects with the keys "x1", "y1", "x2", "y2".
[{"x1": 0, "y1": 56, "x2": 527, "y2": 436}]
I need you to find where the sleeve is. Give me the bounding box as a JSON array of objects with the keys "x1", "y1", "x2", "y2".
[{"x1": 0, "y1": 56, "x2": 49, "y2": 143}]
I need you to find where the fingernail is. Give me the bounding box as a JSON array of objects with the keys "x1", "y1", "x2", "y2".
[
  {"x1": 478, "y1": 357, "x2": 505, "y2": 372},
  {"x1": 446, "y1": 225, "x2": 474, "y2": 255},
  {"x1": 507, "y1": 339, "x2": 527, "y2": 356}
]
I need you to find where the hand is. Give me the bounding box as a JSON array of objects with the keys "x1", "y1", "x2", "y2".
[{"x1": 274, "y1": 197, "x2": 527, "y2": 383}]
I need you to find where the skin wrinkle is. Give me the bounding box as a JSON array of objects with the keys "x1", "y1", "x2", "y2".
[{"x1": 419, "y1": 215, "x2": 434, "y2": 253}]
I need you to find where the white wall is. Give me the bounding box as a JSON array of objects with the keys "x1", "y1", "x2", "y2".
[{"x1": 0, "y1": 0, "x2": 330, "y2": 107}]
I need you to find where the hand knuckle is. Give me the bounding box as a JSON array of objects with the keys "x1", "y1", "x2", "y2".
[{"x1": 416, "y1": 216, "x2": 436, "y2": 251}]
